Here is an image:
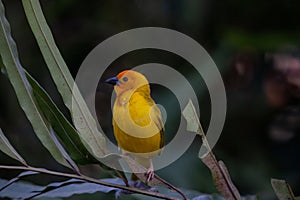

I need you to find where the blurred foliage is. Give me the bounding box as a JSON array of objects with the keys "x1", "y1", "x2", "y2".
[{"x1": 0, "y1": 0, "x2": 300, "y2": 199}]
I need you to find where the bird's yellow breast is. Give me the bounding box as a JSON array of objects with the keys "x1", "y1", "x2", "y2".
[{"x1": 112, "y1": 91, "x2": 163, "y2": 155}]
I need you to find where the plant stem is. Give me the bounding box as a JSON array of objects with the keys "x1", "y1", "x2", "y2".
[
  {"x1": 154, "y1": 175, "x2": 188, "y2": 200},
  {"x1": 0, "y1": 165, "x2": 181, "y2": 200}
]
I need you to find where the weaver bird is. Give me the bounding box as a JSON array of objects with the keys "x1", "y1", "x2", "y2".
[{"x1": 105, "y1": 70, "x2": 164, "y2": 182}]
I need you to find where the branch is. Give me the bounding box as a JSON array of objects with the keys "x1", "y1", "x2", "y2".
[
  {"x1": 0, "y1": 165, "x2": 181, "y2": 200},
  {"x1": 154, "y1": 174, "x2": 188, "y2": 200},
  {"x1": 122, "y1": 155, "x2": 188, "y2": 200}
]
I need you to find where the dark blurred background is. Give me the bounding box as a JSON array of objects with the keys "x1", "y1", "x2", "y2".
[{"x1": 0, "y1": 0, "x2": 300, "y2": 199}]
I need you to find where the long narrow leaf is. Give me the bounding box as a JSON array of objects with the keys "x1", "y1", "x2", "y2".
[
  {"x1": 0, "y1": 178, "x2": 43, "y2": 199},
  {"x1": 0, "y1": 59, "x2": 7, "y2": 76},
  {"x1": 0, "y1": 57, "x2": 4, "y2": 69},
  {"x1": 26, "y1": 71, "x2": 97, "y2": 164},
  {"x1": 2, "y1": 64, "x2": 96, "y2": 165},
  {"x1": 0, "y1": 0, "x2": 73, "y2": 169},
  {"x1": 48, "y1": 127, "x2": 79, "y2": 172},
  {"x1": 0, "y1": 171, "x2": 38, "y2": 192},
  {"x1": 0, "y1": 128, "x2": 27, "y2": 165},
  {"x1": 39, "y1": 178, "x2": 127, "y2": 198},
  {"x1": 0, "y1": 178, "x2": 125, "y2": 199},
  {"x1": 22, "y1": 0, "x2": 107, "y2": 159},
  {"x1": 26, "y1": 178, "x2": 85, "y2": 199}
]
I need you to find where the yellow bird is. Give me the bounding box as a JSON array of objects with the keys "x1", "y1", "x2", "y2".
[{"x1": 105, "y1": 70, "x2": 164, "y2": 182}]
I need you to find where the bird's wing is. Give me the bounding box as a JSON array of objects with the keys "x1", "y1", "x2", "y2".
[
  {"x1": 132, "y1": 92, "x2": 165, "y2": 149},
  {"x1": 151, "y1": 103, "x2": 165, "y2": 149}
]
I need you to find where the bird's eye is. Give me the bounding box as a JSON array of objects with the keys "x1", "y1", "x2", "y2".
[{"x1": 122, "y1": 77, "x2": 128, "y2": 82}]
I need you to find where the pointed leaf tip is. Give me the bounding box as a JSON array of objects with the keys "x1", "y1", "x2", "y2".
[
  {"x1": 182, "y1": 100, "x2": 202, "y2": 133},
  {"x1": 0, "y1": 128, "x2": 27, "y2": 165}
]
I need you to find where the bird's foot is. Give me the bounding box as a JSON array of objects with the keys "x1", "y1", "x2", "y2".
[
  {"x1": 145, "y1": 169, "x2": 154, "y2": 183},
  {"x1": 145, "y1": 162, "x2": 155, "y2": 183}
]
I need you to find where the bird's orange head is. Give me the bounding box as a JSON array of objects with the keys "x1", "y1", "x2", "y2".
[{"x1": 105, "y1": 70, "x2": 150, "y2": 96}]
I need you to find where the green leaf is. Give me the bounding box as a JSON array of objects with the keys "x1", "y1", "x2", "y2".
[
  {"x1": 0, "y1": 0, "x2": 73, "y2": 169},
  {"x1": 182, "y1": 99, "x2": 210, "y2": 157},
  {"x1": 271, "y1": 179, "x2": 296, "y2": 200},
  {"x1": 182, "y1": 100, "x2": 241, "y2": 200},
  {"x1": 0, "y1": 128, "x2": 27, "y2": 165},
  {"x1": 0, "y1": 58, "x2": 7, "y2": 76},
  {"x1": 48, "y1": 127, "x2": 79, "y2": 172},
  {"x1": 26, "y1": 71, "x2": 97, "y2": 164},
  {"x1": 21, "y1": 0, "x2": 107, "y2": 159},
  {"x1": 0, "y1": 57, "x2": 4, "y2": 69},
  {"x1": 182, "y1": 100, "x2": 204, "y2": 134},
  {"x1": 26, "y1": 179, "x2": 85, "y2": 199},
  {"x1": 0, "y1": 178, "x2": 126, "y2": 199},
  {"x1": 132, "y1": 188, "x2": 225, "y2": 200},
  {"x1": 0, "y1": 171, "x2": 38, "y2": 192},
  {"x1": 152, "y1": 187, "x2": 205, "y2": 200},
  {"x1": 0, "y1": 178, "x2": 43, "y2": 199},
  {"x1": 39, "y1": 178, "x2": 126, "y2": 198}
]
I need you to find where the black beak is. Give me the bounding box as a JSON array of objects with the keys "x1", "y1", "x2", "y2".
[{"x1": 104, "y1": 77, "x2": 119, "y2": 85}]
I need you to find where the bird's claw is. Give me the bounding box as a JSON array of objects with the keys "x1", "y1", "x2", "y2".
[{"x1": 145, "y1": 168, "x2": 155, "y2": 183}]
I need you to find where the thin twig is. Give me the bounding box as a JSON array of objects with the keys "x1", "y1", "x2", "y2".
[
  {"x1": 0, "y1": 165, "x2": 181, "y2": 200},
  {"x1": 154, "y1": 175, "x2": 188, "y2": 200}
]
